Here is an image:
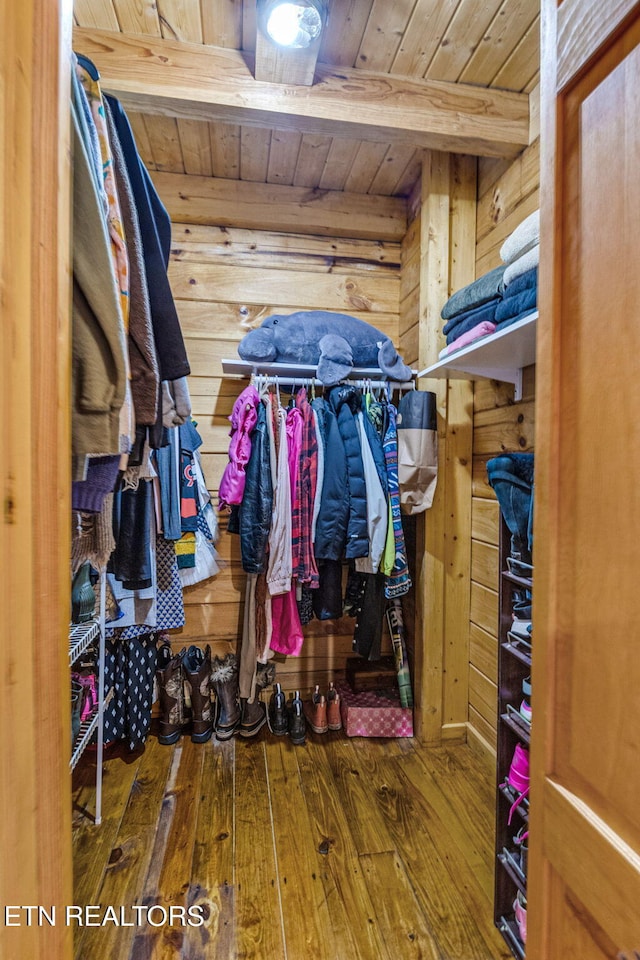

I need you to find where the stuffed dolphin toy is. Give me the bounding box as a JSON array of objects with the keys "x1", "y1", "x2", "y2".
[{"x1": 237, "y1": 310, "x2": 413, "y2": 386}]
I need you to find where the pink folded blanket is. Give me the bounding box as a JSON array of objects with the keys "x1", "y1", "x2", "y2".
[{"x1": 439, "y1": 320, "x2": 497, "y2": 358}]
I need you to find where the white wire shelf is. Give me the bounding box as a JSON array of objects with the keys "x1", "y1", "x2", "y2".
[
  {"x1": 69, "y1": 618, "x2": 100, "y2": 666},
  {"x1": 70, "y1": 709, "x2": 100, "y2": 771}
]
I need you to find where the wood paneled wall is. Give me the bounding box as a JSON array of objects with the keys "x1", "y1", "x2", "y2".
[
  {"x1": 164, "y1": 220, "x2": 401, "y2": 694},
  {"x1": 467, "y1": 139, "x2": 539, "y2": 761}
]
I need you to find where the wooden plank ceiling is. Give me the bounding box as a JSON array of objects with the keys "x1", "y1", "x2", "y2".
[{"x1": 73, "y1": 0, "x2": 540, "y2": 198}]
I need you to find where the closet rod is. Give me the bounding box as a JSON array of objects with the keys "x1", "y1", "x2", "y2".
[{"x1": 252, "y1": 374, "x2": 415, "y2": 392}]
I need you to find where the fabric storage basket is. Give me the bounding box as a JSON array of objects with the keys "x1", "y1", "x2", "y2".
[{"x1": 336, "y1": 681, "x2": 413, "y2": 738}]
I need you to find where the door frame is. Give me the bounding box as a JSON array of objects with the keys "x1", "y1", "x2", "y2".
[{"x1": 1, "y1": 1, "x2": 74, "y2": 957}]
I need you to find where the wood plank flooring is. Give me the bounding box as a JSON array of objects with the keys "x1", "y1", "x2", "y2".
[{"x1": 72, "y1": 729, "x2": 511, "y2": 960}]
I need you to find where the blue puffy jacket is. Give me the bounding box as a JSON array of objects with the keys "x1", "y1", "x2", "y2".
[{"x1": 314, "y1": 386, "x2": 368, "y2": 561}]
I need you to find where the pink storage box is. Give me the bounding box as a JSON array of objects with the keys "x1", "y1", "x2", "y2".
[{"x1": 336, "y1": 682, "x2": 414, "y2": 738}]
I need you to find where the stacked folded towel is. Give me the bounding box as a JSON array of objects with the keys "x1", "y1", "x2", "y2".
[
  {"x1": 495, "y1": 266, "x2": 537, "y2": 330},
  {"x1": 500, "y1": 210, "x2": 540, "y2": 296},
  {"x1": 437, "y1": 209, "x2": 540, "y2": 359},
  {"x1": 438, "y1": 264, "x2": 505, "y2": 356}
]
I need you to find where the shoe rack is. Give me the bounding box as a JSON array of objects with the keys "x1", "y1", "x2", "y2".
[
  {"x1": 494, "y1": 517, "x2": 532, "y2": 958},
  {"x1": 69, "y1": 570, "x2": 106, "y2": 825}
]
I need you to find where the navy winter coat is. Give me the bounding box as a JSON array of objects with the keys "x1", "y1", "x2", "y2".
[
  {"x1": 314, "y1": 386, "x2": 368, "y2": 561},
  {"x1": 238, "y1": 401, "x2": 273, "y2": 574}
]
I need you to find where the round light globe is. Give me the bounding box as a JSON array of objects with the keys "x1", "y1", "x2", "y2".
[{"x1": 266, "y1": 2, "x2": 323, "y2": 48}]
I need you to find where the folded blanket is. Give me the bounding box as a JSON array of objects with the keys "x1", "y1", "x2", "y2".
[
  {"x1": 441, "y1": 264, "x2": 506, "y2": 321},
  {"x1": 440, "y1": 321, "x2": 497, "y2": 357},
  {"x1": 495, "y1": 285, "x2": 537, "y2": 322},
  {"x1": 446, "y1": 302, "x2": 500, "y2": 344},
  {"x1": 500, "y1": 209, "x2": 539, "y2": 264},
  {"x1": 495, "y1": 308, "x2": 537, "y2": 331},
  {"x1": 505, "y1": 266, "x2": 537, "y2": 297},
  {"x1": 504, "y1": 244, "x2": 540, "y2": 287},
  {"x1": 443, "y1": 298, "x2": 500, "y2": 340}
]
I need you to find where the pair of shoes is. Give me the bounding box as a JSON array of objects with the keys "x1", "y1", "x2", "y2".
[
  {"x1": 513, "y1": 890, "x2": 527, "y2": 943},
  {"x1": 506, "y1": 743, "x2": 530, "y2": 824},
  {"x1": 288, "y1": 690, "x2": 306, "y2": 745},
  {"x1": 267, "y1": 684, "x2": 306, "y2": 744},
  {"x1": 156, "y1": 644, "x2": 214, "y2": 745},
  {"x1": 303, "y1": 682, "x2": 343, "y2": 734},
  {"x1": 513, "y1": 826, "x2": 528, "y2": 876}
]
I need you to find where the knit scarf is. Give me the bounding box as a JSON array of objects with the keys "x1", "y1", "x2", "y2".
[{"x1": 382, "y1": 403, "x2": 411, "y2": 599}]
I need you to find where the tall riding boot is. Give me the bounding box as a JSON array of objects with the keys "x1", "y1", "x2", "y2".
[
  {"x1": 240, "y1": 662, "x2": 275, "y2": 739},
  {"x1": 155, "y1": 644, "x2": 187, "y2": 745},
  {"x1": 184, "y1": 645, "x2": 213, "y2": 743},
  {"x1": 211, "y1": 653, "x2": 241, "y2": 741}
]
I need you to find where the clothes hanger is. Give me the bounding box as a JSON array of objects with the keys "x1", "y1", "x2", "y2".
[{"x1": 75, "y1": 53, "x2": 100, "y2": 80}]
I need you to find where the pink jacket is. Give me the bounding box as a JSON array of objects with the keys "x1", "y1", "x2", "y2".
[{"x1": 218, "y1": 385, "x2": 260, "y2": 508}]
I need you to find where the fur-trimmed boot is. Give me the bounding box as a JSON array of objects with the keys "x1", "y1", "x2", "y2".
[
  {"x1": 211, "y1": 653, "x2": 241, "y2": 741},
  {"x1": 183, "y1": 645, "x2": 213, "y2": 743},
  {"x1": 239, "y1": 662, "x2": 276, "y2": 739},
  {"x1": 155, "y1": 643, "x2": 187, "y2": 745}
]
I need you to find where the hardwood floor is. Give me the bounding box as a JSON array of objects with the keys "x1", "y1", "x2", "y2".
[{"x1": 72, "y1": 729, "x2": 511, "y2": 960}]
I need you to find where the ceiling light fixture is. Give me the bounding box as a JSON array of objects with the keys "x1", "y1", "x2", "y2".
[{"x1": 259, "y1": 0, "x2": 326, "y2": 50}]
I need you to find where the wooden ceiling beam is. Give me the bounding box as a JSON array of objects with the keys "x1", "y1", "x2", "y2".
[
  {"x1": 73, "y1": 28, "x2": 530, "y2": 158},
  {"x1": 149, "y1": 171, "x2": 407, "y2": 240}
]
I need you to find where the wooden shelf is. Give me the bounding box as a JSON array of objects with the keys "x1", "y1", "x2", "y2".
[
  {"x1": 221, "y1": 358, "x2": 416, "y2": 385},
  {"x1": 418, "y1": 311, "x2": 537, "y2": 401}
]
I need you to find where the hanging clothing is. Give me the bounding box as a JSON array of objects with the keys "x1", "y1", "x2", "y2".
[
  {"x1": 71, "y1": 86, "x2": 127, "y2": 458},
  {"x1": 111, "y1": 479, "x2": 154, "y2": 590},
  {"x1": 102, "y1": 633, "x2": 157, "y2": 750},
  {"x1": 238, "y1": 401, "x2": 273, "y2": 574},
  {"x1": 154, "y1": 427, "x2": 182, "y2": 540},
  {"x1": 219, "y1": 384, "x2": 260, "y2": 509},
  {"x1": 104, "y1": 97, "x2": 160, "y2": 427},
  {"x1": 352, "y1": 573, "x2": 387, "y2": 660},
  {"x1": 311, "y1": 402, "x2": 325, "y2": 544},
  {"x1": 354, "y1": 412, "x2": 388, "y2": 575},
  {"x1": 103, "y1": 94, "x2": 191, "y2": 383},
  {"x1": 291, "y1": 388, "x2": 319, "y2": 588},
  {"x1": 270, "y1": 588, "x2": 304, "y2": 657},
  {"x1": 382, "y1": 403, "x2": 412, "y2": 599},
  {"x1": 178, "y1": 419, "x2": 203, "y2": 533},
  {"x1": 267, "y1": 404, "x2": 292, "y2": 596},
  {"x1": 314, "y1": 385, "x2": 368, "y2": 561}
]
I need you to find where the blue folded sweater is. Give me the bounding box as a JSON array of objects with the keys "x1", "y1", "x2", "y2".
[
  {"x1": 441, "y1": 264, "x2": 506, "y2": 321},
  {"x1": 443, "y1": 298, "x2": 500, "y2": 339}
]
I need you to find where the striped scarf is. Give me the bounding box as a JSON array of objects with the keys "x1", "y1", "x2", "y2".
[{"x1": 383, "y1": 403, "x2": 411, "y2": 598}]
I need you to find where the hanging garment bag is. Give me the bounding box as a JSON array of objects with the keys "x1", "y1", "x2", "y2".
[{"x1": 397, "y1": 390, "x2": 438, "y2": 514}]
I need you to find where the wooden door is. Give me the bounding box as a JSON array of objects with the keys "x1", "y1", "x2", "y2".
[
  {"x1": 530, "y1": 1, "x2": 640, "y2": 956},
  {"x1": 1, "y1": 1, "x2": 73, "y2": 958}
]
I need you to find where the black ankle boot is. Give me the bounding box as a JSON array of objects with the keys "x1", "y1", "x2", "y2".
[
  {"x1": 268, "y1": 682, "x2": 288, "y2": 736},
  {"x1": 288, "y1": 690, "x2": 306, "y2": 746}
]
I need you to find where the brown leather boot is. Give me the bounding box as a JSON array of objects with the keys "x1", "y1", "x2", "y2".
[
  {"x1": 183, "y1": 645, "x2": 213, "y2": 743},
  {"x1": 326, "y1": 681, "x2": 342, "y2": 731},
  {"x1": 303, "y1": 684, "x2": 328, "y2": 734},
  {"x1": 239, "y1": 661, "x2": 275, "y2": 738},
  {"x1": 211, "y1": 654, "x2": 241, "y2": 741},
  {"x1": 155, "y1": 644, "x2": 187, "y2": 745}
]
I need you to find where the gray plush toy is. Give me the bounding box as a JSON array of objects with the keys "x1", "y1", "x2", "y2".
[{"x1": 237, "y1": 310, "x2": 413, "y2": 386}]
